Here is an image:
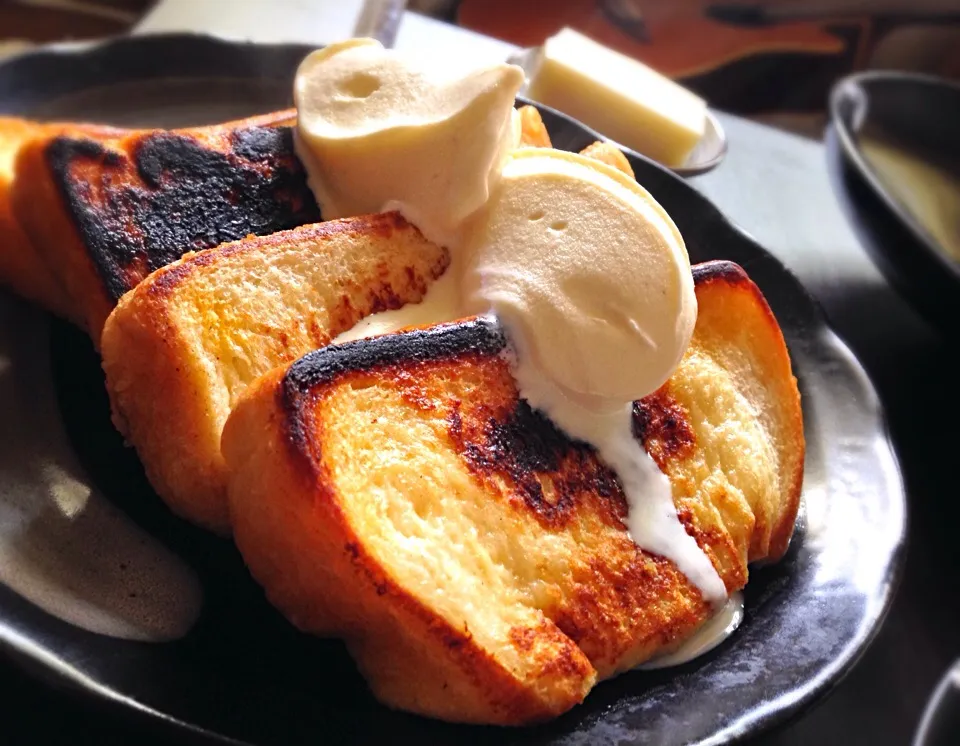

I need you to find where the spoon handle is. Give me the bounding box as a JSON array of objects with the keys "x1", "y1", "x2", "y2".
[{"x1": 353, "y1": 0, "x2": 408, "y2": 49}]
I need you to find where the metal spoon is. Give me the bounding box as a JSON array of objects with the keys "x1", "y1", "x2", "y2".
[{"x1": 353, "y1": 0, "x2": 407, "y2": 48}]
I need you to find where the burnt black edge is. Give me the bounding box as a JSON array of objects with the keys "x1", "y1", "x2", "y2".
[
  {"x1": 691, "y1": 259, "x2": 746, "y2": 285},
  {"x1": 47, "y1": 125, "x2": 319, "y2": 304},
  {"x1": 281, "y1": 316, "x2": 506, "y2": 463},
  {"x1": 45, "y1": 137, "x2": 132, "y2": 303},
  {"x1": 282, "y1": 316, "x2": 506, "y2": 400},
  {"x1": 829, "y1": 73, "x2": 960, "y2": 284}
]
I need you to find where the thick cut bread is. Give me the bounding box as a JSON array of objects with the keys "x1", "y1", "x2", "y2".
[
  {"x1": 102, "y1": 212, "x2": 447, "y2": 534},
  {"x1": 0, "y1": 117, "x2": 61, "y2": 314},
  {"x1": 0, "y1": 117, "x2": 122, "y2": 320},
  {"x1": 222, "y1": 260, "x2": 804, "y2": 725},
  {"x1": 10, "y1": 109, "x2": 315, "y2": 338}
]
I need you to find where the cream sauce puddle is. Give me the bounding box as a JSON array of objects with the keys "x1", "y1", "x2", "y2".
[{"x1": 638, "y1": 591, "x2": 744, "y2": 670}]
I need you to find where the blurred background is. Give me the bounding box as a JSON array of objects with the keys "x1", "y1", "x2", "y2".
[{"x1": 3, "y1": 0, "x2": 960, "y2": 137}]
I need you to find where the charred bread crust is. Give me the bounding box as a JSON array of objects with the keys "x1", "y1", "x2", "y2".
[
  {"x1": 10, "y1": 109, "x2": 313, "y2": 338},
  {"x1": 101, "y1": 212, "x2": 449, "y2": 534},
  {"x1": 46, "y1": 124, "x2": 319, "y2": 305},
  {"x1": 0, "y1": 118, "x2": 123, "y2": 320}
]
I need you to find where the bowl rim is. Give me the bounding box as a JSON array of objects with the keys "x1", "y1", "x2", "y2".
[{"x1": 829, "y1": 69, "x2": 960, "y2": 284}]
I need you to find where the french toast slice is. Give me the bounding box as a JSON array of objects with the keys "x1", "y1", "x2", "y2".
[
  {"x1": 222, "y1": 260, "x2": 804, "y2": 725},
  {"x1": 10, "y1": 108, "x2": 316, "y2": 338},
  {"x1": 0, "y1": 117, "x2": 123, "y2": 320},
  {"x1": 101, "y1": 212, "x2": 447, "y2": 534}
]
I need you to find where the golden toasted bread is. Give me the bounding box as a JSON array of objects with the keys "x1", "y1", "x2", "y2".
[
  {"x1": 222, "y1": 260, "x2": 804, "y2": 725},
  {"x1": 518, "y1": 105, "x2": 552, "y2": 148},
  {"x1": 516, "y1": 107, "x2": 632, "y2": 180},
  {"x1": 10, "y1": 109, "x2": 314, "y2": 338},
  {"x1": 579, "y1": 141, "x2": 635, "y2": 178},
  {"x1": 0, "y1": 117, "x2": 122, "y2": 320},
  {"x1": 101, "y1": 212, "x2": 447, "y2": 534},
  {"x1": 513, "y1": 109, "x2": 631, "y2": 178}
]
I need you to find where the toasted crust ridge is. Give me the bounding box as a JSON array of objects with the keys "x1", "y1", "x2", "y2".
[
  {"x1": 11, "y1": 112, "x2": 318, "y2": 339},
  {"x1": 690, "y1": 260, "x2": 804, "y2": 560}
]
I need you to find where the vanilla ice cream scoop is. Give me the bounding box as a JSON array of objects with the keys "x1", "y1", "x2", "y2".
[
  {"x1": 296, "y1": 43, "x2": 721, "y2": 607},
  {"x1": 462, "y1": 148, "x2": 697, "y2": 403},
  {"x1": 294, "y1": 38, "x2": 524, "y2": 247}
]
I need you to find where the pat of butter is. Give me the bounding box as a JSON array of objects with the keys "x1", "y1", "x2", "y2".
[{"x1": 524, "y1": 28, "x2": 706, "y2": 168}]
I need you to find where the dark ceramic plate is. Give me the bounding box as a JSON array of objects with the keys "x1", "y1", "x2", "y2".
[
  {"x1": 0, "y1": 34, "x2": 905, "y2": 746},
  {"x1": 830, "y1": 71, "x2": 960, "y2": 328}
]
